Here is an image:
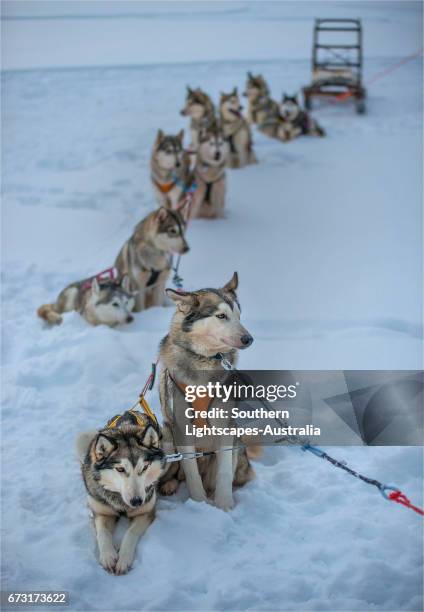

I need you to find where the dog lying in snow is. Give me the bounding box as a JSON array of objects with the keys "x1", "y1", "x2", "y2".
[
  {"x1": 180, "y1": 86, "x2": 216, "y2": 151},
  {"x1": 115, "y1": 207, "x2": 189, "y2": 312},
  {"x1": 190, "y1": 123, "x2": 229, "y2": 219},
  {"x1": 37, "y1": 271, "x2": 136, "y2": 327},
  {"x1": 158, "y1": 272, "x2": 255, "y2": 511},
  {"x1": 77, "y1": 410, "x2": 166, "y2": 574},
  {"x1": 279, "y1": 94, "x2": 326, "y2": 139},
  {"x1": 150, "y1": 129, "x2": 192, "y2": 209},
  {"x1": 219, "y1": 87, "x2": 257, "y2": 168}
]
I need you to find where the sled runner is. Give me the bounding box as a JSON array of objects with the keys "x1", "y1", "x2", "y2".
[{"x1": 303, "y1": 18, "x2": 367, "y2": 114}]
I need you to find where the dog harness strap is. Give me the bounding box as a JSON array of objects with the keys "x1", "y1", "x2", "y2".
[
  {"x1": 146, "y1": 269, "x2": 161, "y2": 287},
  {"x1": 204, "y1": 181, "x2": 212, "y2": 204},
  {"x1": 139, "y1": 396, "x2": 159, "y2": 428},
  {"x1": 227, "y1": 134, "x2": 236, "y2": 154}
]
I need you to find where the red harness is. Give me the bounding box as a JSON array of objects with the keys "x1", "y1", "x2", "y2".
[{"x1": 81, "y1": 267, "x2": 119, "y2": 290}]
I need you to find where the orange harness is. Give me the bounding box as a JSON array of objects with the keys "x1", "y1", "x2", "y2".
[{"x1": 154, "y1": 179, "x2": 176, "y2": 194}]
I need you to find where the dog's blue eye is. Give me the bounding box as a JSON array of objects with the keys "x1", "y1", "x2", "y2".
[
  {"x1": 115, "y1": 467, "x2": 126, "y2": 473},
  {"x1": 112, "y1": 302, "x2": 120, "y2": 308},
  {"x1": 216, "y1": 313, "x2": 227, "y2": 320}
]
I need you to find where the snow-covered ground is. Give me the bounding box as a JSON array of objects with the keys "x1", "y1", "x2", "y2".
[{"x1": 2, "y1": 2, "x2": 423, "y2": 611}]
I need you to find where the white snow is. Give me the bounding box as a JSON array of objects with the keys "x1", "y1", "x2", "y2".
[{"x1": 2, "y1": 1, "x2": 423, "y2": 611}]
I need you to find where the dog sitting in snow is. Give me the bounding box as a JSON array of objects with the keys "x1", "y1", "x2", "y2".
[
  {"x1": 37, "y1": 271, "x2": 136, "y2": 327},
  {"x1": 77, "y1": 410, "x2": 166, "y2": 574},
  {"x1": 151, "y1": 129, "x2": 192, "y2": 209},
  {"x1": 115, "y1": 207, "x2": 189, "y2": 312},
  {"x1": 190, "y1": 122, "x2": 229, "y2": 219},
  {"x1": 158, "y1": 272, "x2": 255, "y2": 511},
  {"x1": 219, "y1": 87, "x2": 257, "y2": 168},
  {"x1": 180, "y1": 86, "x2": 216, "y2": 151},
  {"x1": 279, "y1": 94, "x2": 326, "y2": 139},
  {"x1": 243, "y1": 72, "x2": 271, "y2": 124}
]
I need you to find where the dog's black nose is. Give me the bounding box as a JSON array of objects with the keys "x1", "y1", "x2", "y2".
[
  {"x1": 181, "y1": 244, "x2": 190, "y2": 254},
  {"x1": 126, "y1": 315, "x2": 134, "y2": 324},
  {"x1": 214, "y1": 152, "x2": 221, "y2": 161},
  {"x1": 130, "y1": 496, "x2": 142, "y2": 507},
  {"x1": 241, "y1": 335, "x2": 254, "y2": 347},
  {"x1": 176, "y1": 161, "x2": 181, "y2": 168}
]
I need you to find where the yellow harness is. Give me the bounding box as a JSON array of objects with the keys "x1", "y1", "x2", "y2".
[{"x1": 106, "y1": 396, "x2": 159, "y2": 430}]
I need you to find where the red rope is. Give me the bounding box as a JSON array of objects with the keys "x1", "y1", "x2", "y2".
[{"x1": 388, "y1": 490, "x2": 424, "y2": 516}]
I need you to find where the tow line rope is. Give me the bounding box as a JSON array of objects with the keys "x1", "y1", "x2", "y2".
[
  {"x1": 301, "y1": 443, "x2": 424, "y2": 516},
  {"x1": 171, "y1": 172, "x2": 197, "y2": 289}
]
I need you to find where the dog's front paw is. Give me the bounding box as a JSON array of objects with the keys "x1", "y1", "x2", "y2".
[
  {"x1": 214, "y1": 495, "x2": 235, "y2": 512},
  {"x1": 99, "y1": 548, "x2": 118, "y2": 573},
  {"x1": 160, "y1": 479, "x2": 179, "y2": 496},
  {"x1": 114, "y1": 551, "x2": 134, "y2": 575}
]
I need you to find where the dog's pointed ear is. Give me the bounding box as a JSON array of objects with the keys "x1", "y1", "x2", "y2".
[
  {"x1": 177, "y1": 197, "x2": 190, "y2": 221},
  {"x1": 156, "y1": 206, "x2": 168, "y2": 222},
  {"x1": 186, "y1": 85, "x2": 192, "y2": 94},
  {"x1": 154, "y1": 129, "x2": 164, "y2": 147},
  {"x1": 91, "y1": 277, "x2": 100, "y2": 296},
  {"x1": 120, "y1": 274, "x2": 130, "y2": 293},
  {"x1": 138, "y1": 425, "x2": 160, "y2": 449},
  {"x1": 93, "y1": 434, "x2": 117, "y2": 463},
  {"x1": 222, "y1": 271, "x2": 238, "y2": 294},
  {"x1": 165, "y1": 288, "x2": 198, "y2": 313},
  {"x1": 177, "y1": 129, "x2": 184, "y2": 143}
]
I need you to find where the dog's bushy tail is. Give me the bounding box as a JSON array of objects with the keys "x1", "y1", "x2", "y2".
[{"x1": 37, "y1": 303, "x2": 63, "y2": 325}]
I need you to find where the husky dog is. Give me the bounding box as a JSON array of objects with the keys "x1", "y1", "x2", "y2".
[
  {"x1": 243, "y1": 72, "x2": 270, "y2": 124},
  {"x1": 280, "y1": 94, "x2": 326, "y2": 139},
  {"x1": 158, "y1": 272, "x2": 255, "y2": 511},
  {"x1": 115, "y1": 207, "x2": 189, "y2": 312},
  {"x1": 253, "y1": 94, "x2": 291, "y2": 141},
  {"x1": 77, "y1": 410, "x2": 166, "y2": 574},
  {"x1": 151, "y1": 129, "x2": 192, "y2": 209},
  {"x1": 37, "y1": 273, "x2": 135, "y2": 327},
  {"x1": 219, "y1": 87, "x2": 257, "y2": 168},
  {"x1": 180, "y1": 87, "x2": 216, "y2": 151},
  {"x1": 190, "y1": 123, "x2": 229, "y2": 219}
]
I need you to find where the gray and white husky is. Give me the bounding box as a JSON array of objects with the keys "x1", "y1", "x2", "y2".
[
  {"x1": 279, "y1": 94, "x2": 326, "y2": 139},
  {"x1": 180, "y1": 86, "x2": 216, "y2": 151},
  {"x1": 150, "y1": 129, "x2": 192, "y2": 209},
  {"x1": 190, "y1": 123, "x2": 229, "y2": 219},
  {"x1": 115, "y1": 207, "x2": 189, "y2": 312},
  {"x1": 77, "y1": 410, "x2": 166, "y2": 574},
  {"x1": 158, "y1": 272, "x2": 255, "y2": 511},
  {"x1": 243, "y1": 72, "x2": 270, "y2": 124},
  {"x1": 37, "y1": 272, "x2": 135, "y2": 327},
  {"x1": 220, "y1": 87, "x2": 257, "y2": 168}
]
